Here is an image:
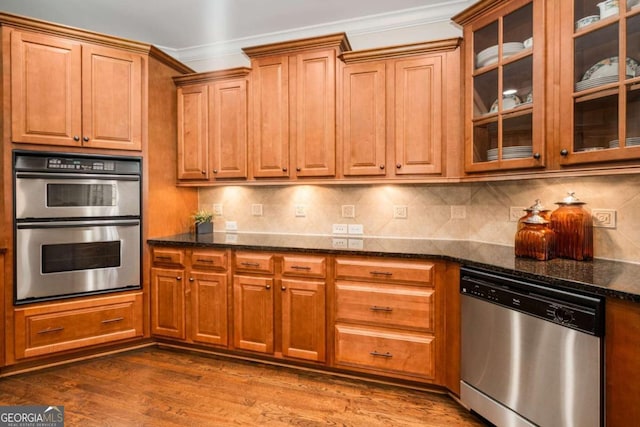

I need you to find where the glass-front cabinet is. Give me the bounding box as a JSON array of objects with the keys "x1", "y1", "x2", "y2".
[
  {"x1": 455, "y1": 0, "x2": 545, "y2": 172},
  {"x1": 558, "y1": 0, "x2": 640, "y2": 165}
]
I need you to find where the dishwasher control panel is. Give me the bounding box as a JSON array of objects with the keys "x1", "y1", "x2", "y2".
[{"x1": 461, "y1": 267, "x2": 604, "y2": 336}]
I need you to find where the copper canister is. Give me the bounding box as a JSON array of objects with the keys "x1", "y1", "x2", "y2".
[
  {"x1": 550, "y1": 192, "x2": 593, "y2": 261},
  {"x1": 515, "y1": 211, "x2": 556, "y2": 261},
  {"x1": 518, "y1": 199, "x2": 551, "y2": 230}
]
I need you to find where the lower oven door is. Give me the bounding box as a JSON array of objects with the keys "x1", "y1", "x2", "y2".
[{"x1": 15, "y1": 219, "x2": 140, "y2": 303}]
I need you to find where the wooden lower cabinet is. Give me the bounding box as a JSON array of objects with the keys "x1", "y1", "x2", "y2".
[
  {"x1": 151, "y1": 247, "x2": 229, "y2": 347},
  {"x1": 14, "y1": 293, "x2": 143, "y2": 359},
  {"x1": 232, "y1": 252, "x2": 327, "y2": 363},
  {"x1": 333, "y1": 256, "x2": 447, "y2": 385},
  {"x1": 606, "y1": 297, "x2": 640, "y2": 426}
]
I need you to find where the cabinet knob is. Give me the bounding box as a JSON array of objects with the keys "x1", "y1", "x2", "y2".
[
  {"x1": 201, "y1": 170, "x2": 206, "y2": 175},
  {"x1": 73, "y1": 136, "x2": 80, "y2": 141},
  {"x1": 189, "y1": 277, "x2": 194, "y2": 282},
  {"x1": 176, "y1": 276, "x2": 182, "y2": 280},
  {"x1": 379, "y1": 165, "x2": 385, "y2": 170},
  {"x1": 265, "y1": 284, "x2": 271, "y2": 290},
  {"x1": 396, "y1": 164, "x2": 402, "y2": 169},
  {"x1": 213, "y1": 169, "x2": 218, "y2": 174},
  {"x1": 83, "y1": 136, "x2": 89, "y2": 142},
  {"x1": 282, "y1": 167, "x2": 288, "y2": 172},
  {"x1": 533, "y1": 152, "x2": 541, "y2": 160},
  {"x1": 296, "y1": 167, "x2": 301, "y2": 172},
  {"x1": 560, "y1": 149, "x2": 569, "y2": 157},
  {"x1": 281, "y1": 286, "x2": 286, "y2": 291}
]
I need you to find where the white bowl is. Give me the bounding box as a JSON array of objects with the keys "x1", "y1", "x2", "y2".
[
  {"x1": 490, "y1": 93, "x2": 522, "y2": 112},
  {"x1": 523, "y1": 37, "x2": 533, "y2": 49},
  {"x1": 576, "y1": 15, "x2": 600, "y2": 30}
]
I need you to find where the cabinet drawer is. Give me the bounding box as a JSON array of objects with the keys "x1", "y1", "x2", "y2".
[
  {"x1": 336, "y1": 281, "x2": 434, "y2": 331},
  {"x1": 234, "y1": 252, "x2": 275, "y2": 274},
  {"x1": 335, "y1": 258, "x2": 433, "y2": 284},
  {"x1": 334, "y1": 324, "x2": 435, "y2": 380},
  {"x1": 152, "y1": 248, "x2": 185, "y2": 267},
  {"x1": 15, "y1": 293, "x2": 144, "y2": 359},
  {"x1": 282, "y1": 255, "x2": 326, "y2": 278},
  {"x1": 191, "y1": 249, "x2": 228, "y2": 271}
]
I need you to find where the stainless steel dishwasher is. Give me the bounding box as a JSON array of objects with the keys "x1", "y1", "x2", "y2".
[{"x1": 460, "y1": 267, "x2": 604, "y2": 427}]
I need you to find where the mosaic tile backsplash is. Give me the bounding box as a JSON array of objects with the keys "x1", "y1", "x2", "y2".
[{"x1": 198, "y1": 174, "x2": 640, "y2": 263}]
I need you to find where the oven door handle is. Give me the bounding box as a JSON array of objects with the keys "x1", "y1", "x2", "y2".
[
  {"x1": 15, "y1": 172, "x2": 140, "y2": 181},
  {"x1": 17, "y1": 219, "x2": 140, "y2": 229}
]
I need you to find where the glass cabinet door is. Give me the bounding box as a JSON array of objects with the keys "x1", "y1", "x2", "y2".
[
  {"x1": 559, "y1": 0, "x2": 640, "y2": 165},
  {"x1": 465, "y1": 0, "x2": 545, "y2": 172}
]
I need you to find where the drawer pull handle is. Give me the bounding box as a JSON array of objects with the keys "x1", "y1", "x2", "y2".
[
  {"x1": 370, "y1": 271, "x2": 393, "y2": 276},
  {"x1": 156, "y1": 255, "x2": 172, "y2": 260},
  {"x1": 370, "y1": 351, "x2": 393, "y2": 358},
  {"x1": 291, "y1": 265, "x2": 311, "y2": 270},
  {"x1": 370, "y1": 306, "x2": 393, "y2": 312},
  {"x1": 101, "y1": 317, "x2": 124, "y2": 324},
  {"x1": 196, "y1": 259, "x2": 214, "y2": 263},
  {"x1": 37, "y1": 326, "x2": 64, "y2": 334},
  {"x1": 241, "y1": 262, "x2": 260, "y2": 268}
]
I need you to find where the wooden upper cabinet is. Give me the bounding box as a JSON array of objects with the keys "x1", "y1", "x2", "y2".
[
  {"x1": 10, "y1": 29, "x2": 144, "y2": 151},
  {"x1": 177, "y1": 84, "x2": 209, "y2": 180},
  {"x1": 174, "y1": 68, "x2": 250, "y2": 182},
  {"x1": 453, "y1": 0, "x2": 545, "y2": 173},
  {"x1": 249, "y1": 55, "x2": 290, "y2": 178},
  {"x1": 394, "y1": 56, "x2": 443, "y2": 175},
  {"x1": 340, "y1": 39, "x2": 461, "y2": 179},
  {"x1": 243, "y1": 33, "x2": 351, "y2": 180},
  {"x1": 341, "y1": 62, "x2": 387, "y2": 176}
]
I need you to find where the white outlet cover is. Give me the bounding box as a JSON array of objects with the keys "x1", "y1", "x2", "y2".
[
  {"x1": 332, "y1": 238, "x2": 348, "y2": 248},
  {"x1": 213, "y1": 203, "x2": 223, "y2": 216},
  {"x1": 348, "y1": 239, "x2": 364, "y2": 250},
  {"x1": 225, "y1": 221, "x2": 238, "y2": 231},
  {"x1": 332, "y1": 224, "x2": 348, "y2": 234},
  {"x1": 295, "y1": 205, "x2": 306, "y2": 217},
  {"x1": 348, "y1": 224, "x2": 364, "y2": 235}
]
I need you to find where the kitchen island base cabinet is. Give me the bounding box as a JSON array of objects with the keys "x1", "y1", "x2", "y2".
[{"x1": 13, "y1": 293, "x2": 143, "y2": 360}]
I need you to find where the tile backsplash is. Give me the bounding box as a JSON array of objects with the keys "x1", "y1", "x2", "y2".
[{"x1": 198, "y1": 174, "x2": 640, "y2": 263}]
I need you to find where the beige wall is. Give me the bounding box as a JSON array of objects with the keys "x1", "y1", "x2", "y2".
[{"x1": 198, "y1": 174, "x2": 640, "y2": 263}]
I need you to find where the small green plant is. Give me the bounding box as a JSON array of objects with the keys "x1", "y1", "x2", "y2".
[{"x1": 193, "y1": 209, "x2": 213, "y2": 224}]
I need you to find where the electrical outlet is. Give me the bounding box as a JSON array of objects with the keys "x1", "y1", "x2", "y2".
[
  {"x1": 510, "y1": 206, "x2": 526, "y2": 222},
  {"x1": 348, "y1": 224, "x2": 364, "y2": 235},
  {"x1": 592, "y1": 209, "x2": 616, "y2": 228},
  {"x1": 393, "y1": 205, "x2": 408, "y2": 219},
  {"x1": 332, "y1": 224, "x2": 348, "y2": 234},
  {"x1": 341, "y1": 205, "x2": 355, "y2": 218},
  {"x1": 332, "y1": 238, "x2": 348, "y2": 248},
  {"x1": 348, "y1": 239, "x2": 364, "y2": 250},
  {"x1": 213, "y1": 203, "x2": 223, "y2": 217},
  {"x1": 224, "y1": 233, "x2": 238, "y2": 244},
  {"x1": 225, "y1": 221, "x2": 238, "y2": 231},
  {"x1": 251, "y1": 204, "x2": 263, "y2": 216},
  {"x1": 295, "y1": 205, "x2": 306, "y2": 217},
  {"x1": 451, "y1": 206, "x2": 467, "y2": 219}
]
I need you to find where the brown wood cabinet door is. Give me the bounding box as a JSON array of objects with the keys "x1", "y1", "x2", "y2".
[
  {"x1": 210, "y1": 79, "x2": 248, "y2": 179},
  {"x1": 11, "y1": 30, "x2": 82, "y2": 146},
  {"x1": 394, "y1": 56, "x2": 443, "y2": 175},
  {"x1": 151, "y1": 268, "x2": 186, "y2": 339},
  {"x1": 251, "y1": 55, "x2": 290, "y2": 178},
  {"x1": 281, "y1": 279, "x2": 325, "y2": 362},
  {"x1": 233, "y1": 275, "x2": 274, "y2": 353},
  {"x1": 341, "y1": 62, "x2": 387, "y2": 176},
  {"x1": 177, "y1": 84, "x2": 209, "y2": 180},
  {"x1": 293, "y1": 49, "x2": 336, "y2": 177},
  {"x1": 190, "y1": 271, "x2": 228, "y2": 346},
  {"x1": 82, "y1": 44, "x2": 143, "y2": 151}
]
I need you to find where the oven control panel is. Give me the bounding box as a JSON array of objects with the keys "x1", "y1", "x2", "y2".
[{"x1": 47, "y1": 157, "x2": 116, "y2": 172}]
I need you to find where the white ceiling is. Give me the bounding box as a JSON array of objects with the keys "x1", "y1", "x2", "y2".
[{"x1": 0, "y1": 0, "x2": 469, "y2": 51}]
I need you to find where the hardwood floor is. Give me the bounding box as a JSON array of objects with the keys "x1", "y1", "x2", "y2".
[{"x1": 0, "y1": 347, "x2": 486, "y2": 426}]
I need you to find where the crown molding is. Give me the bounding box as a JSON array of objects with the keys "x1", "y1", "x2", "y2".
[{"x1": 164, "y1": 0, "x2": 473, "y2": 64}]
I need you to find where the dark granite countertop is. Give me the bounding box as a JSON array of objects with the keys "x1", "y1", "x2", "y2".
[{"x1": 148, "y1": 232, "x2": 640, "y2": 303}]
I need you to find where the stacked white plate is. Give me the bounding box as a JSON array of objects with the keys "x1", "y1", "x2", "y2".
[
  {"x1": 487, "y1": 146, "x2": 533, "y2": 161},
  {"x1": 476, "y1": 42, "x2": 524, "y2": 68},
  {"x1": 575, "y1": 56, "x2": 639, "y2": 91},
  {"x1": 575, "y1": 75, "x2": 622, "y2": 91},
  {"x1": 609, "y1": 137, "x2": 640, "y2": 148}
]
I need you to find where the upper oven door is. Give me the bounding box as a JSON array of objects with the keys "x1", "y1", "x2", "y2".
[{"x1": 15, "y1": 172, "x2": 140, "y2": 219}]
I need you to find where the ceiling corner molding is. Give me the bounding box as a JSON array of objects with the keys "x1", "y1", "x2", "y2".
[{"x1": 172, "y1": 0, "x2": 473, "y2": 64}]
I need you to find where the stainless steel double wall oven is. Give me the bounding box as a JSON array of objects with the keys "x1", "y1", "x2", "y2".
[{"x1": 13, "y1": 150, "x2": 142, "y2": 304}]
